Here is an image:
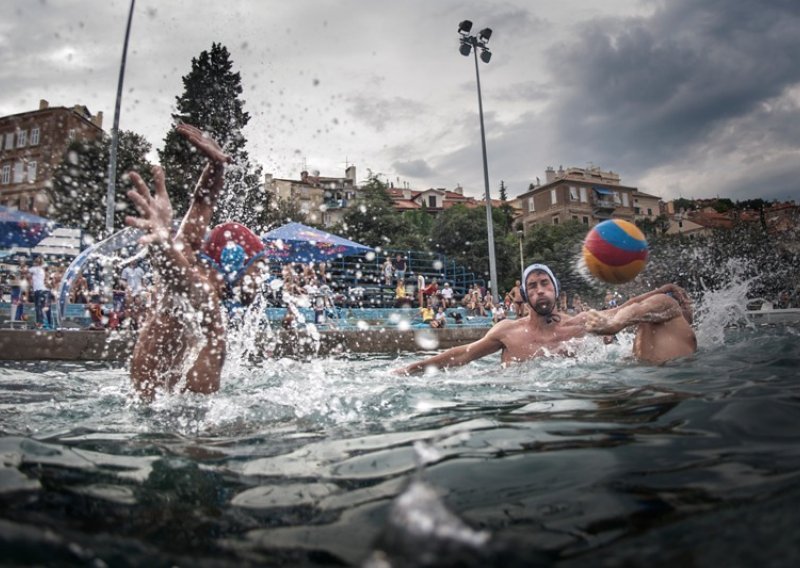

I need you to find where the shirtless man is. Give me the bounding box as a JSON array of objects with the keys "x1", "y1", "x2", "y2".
[
  {"x1": 396, "y1": 263, "x2": 696, "y2": 375},
  {"x1": 509, "y1": 279, "x2": 525, "y2": 318},
  {"x1": 125, "y1": 124, "x2": 269, "y2": 399}
]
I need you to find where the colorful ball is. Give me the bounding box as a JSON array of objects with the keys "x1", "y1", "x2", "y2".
[{"x1": 582, "y1": 219, "x2": 648, "y2": 284}]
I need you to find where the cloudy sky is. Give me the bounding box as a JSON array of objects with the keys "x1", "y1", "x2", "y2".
[{"x1": 2, "y1": 0, "x2": 799, "y2": 203}]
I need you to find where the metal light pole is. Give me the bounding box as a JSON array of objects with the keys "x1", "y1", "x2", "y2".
[
  {"x1": 458, "y1": 21, "x2": 498, "y2": 302},
  {"x1": 517, "y1": 230, "x2": 524, "y2": 274},
  {"x1": 105, "y1": 0, "x2": 136, "y2": 237}
]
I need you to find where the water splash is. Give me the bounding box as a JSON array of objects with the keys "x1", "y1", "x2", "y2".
[{"x1": 694, "y1": 257, "x2": 758, "y2": 347}]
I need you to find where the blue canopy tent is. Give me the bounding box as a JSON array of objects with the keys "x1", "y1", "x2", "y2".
[
  {"x1": 0, "y1": 205, "x2": 56, "y2": 249},
  {"x1": 261, "y1": 222, "x2": 373, "y2": 262}
]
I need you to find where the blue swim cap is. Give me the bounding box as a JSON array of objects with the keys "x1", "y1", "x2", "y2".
[
  {"x1": 220, "y1": 243, "x2": 246, "y2": 282},
  {"x1": 521, "y1": 263, "x2": 560, "y2": 304}
]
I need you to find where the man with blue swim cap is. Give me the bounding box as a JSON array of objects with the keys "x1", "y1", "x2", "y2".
[
  {"x1": 124, "y1": 124, "x2": 270, "y2": 399},
  {"x1": 396, "y1": 262, "x2": 696, "y2": 375}
]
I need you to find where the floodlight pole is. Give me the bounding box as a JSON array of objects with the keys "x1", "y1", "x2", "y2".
[
  {"x1": 459, "y1": 23, "x2": 499, "y2": 302},
  {"x1": 105, "y1": 0, "x2": 136, "y2": 237}
]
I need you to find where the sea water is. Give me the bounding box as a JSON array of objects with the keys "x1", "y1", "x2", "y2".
[{"x1": 1, "y1": 306, "x2": 799, "y2": 566}]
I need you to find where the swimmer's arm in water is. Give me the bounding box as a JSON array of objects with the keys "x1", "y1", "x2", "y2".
[
  {"x1": 394, "y1": 330, "x2": 505, "y2": 376},
  {"x1": 173, "y1": 124, "x2": 232, "y2": 255}
]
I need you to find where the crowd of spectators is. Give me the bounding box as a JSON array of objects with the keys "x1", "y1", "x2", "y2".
[{"x1": 4, "y1": 252, "x2": 799, "y2": 331}]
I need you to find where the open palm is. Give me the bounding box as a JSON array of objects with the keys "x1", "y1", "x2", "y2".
[{"x1": 125, "y1": 166, "x2": 174, "y2": 246}]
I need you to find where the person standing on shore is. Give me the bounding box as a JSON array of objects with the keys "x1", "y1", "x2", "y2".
[{"x1": 30, "y1": 256, "x2": 49, "y2": 329}]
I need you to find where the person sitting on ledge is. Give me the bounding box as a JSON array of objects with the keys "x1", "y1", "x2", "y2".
[
  {"x1": 395, "y1": 263, "x2": 696, "y2": 376},
  {"x1": 125, "y1": 124, "x2": 269, "y2": 400}
]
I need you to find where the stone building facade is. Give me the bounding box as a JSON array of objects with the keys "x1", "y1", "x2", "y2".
[
  {"x1": 0, "y1": 99, "x2": 105, "y2": 215},
  {"x1": 513, "y1": 166, "x2": 657, "y2": 233}
]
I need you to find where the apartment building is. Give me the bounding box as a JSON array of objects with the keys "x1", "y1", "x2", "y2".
[
  {"x1": 0, "y1": 99, "x2": 105, "y2": 215},
  {"x1": 513, "y1": 165, "x2": 654, "y2": 233},
  {"x1": 386, "y1": 184, "x2": 476, "y2": 213},
  {"x1": 265, "y1": 166, "x2": 358, "y2": 227}
]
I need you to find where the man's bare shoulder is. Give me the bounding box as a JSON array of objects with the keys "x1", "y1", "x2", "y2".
[{"x1": 486, "y1": 316, "x2": 528, "y2": 338}]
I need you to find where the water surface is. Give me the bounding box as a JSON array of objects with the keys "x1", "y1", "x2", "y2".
[{"x1": 1, "y1": 325, "x2": 799, "y2": 567}]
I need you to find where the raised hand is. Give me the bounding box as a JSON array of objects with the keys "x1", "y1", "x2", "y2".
[
  {"x1": 125, "y1": 166, "x2": 174, "y2": 246},
  {"x1": 176, "y1": 123, "x2": 231, "y2": 164},
  {"x1": 176, "y1": 123, "x2": 231, "y2": 202}
]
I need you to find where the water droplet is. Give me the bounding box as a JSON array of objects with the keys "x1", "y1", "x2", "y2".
[{"x1": 414, "y1": 330, "x2": 439, "y2": 350}]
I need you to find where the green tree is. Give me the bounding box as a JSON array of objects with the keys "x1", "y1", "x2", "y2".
[
  {"x1": 521, "y1": 220, "x2": 597, "y2": 302},
  {"x1": 49, "y1": 131, "x2": 152, "y2": 241},
  {"x1": 672, "y1": 197, "x2": 695, "y2": 212},
  {"x1": 499, "y1": 180, "x2": 508, "y2": 202},
  {"x1": 713, "y1": 198, "x2": 734, "y2": 213},
  {"x1": 400, "y1": 210, "x2": 434, "y2": 251},
  {"x1": 430, "y1": 204, "x2": 516, "y2": 291},
  {"x1": 158, "y1": 42, "x2": 267, "y2": 229},
  {"x1": 335, "y1": 172, "x2": 416, "y2": 250},
  {"x1": 260, "y1": 197, "x2": 308, "y2": 231}
]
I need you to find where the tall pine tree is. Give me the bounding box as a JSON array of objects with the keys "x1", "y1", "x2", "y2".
[
  {"x1": 49, "y1": 131, "x2": 152, "y2": 241},
  {"x1": 159, "y1": 43, "x2": 267, "y2": 229}
]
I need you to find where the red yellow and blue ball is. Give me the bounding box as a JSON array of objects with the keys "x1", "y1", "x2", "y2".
[{"x1": 582, "y1": 219, "x2": 648, "y2": 284}]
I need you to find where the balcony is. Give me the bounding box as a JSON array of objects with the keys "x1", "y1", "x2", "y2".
[
  {"x1": 594, "y1": 198, "x2": 617, "y2": 209},
  {"x1": 323, "y1": 198, "x2": 349, "y2": 210}
]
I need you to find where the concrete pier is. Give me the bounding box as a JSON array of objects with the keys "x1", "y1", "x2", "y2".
[
  {"x1": 1, "y1": 309, "x2": 798, "y2": 362},
  {"x1": 0, "y1": 326, "x2": 489, "y2": 362}
]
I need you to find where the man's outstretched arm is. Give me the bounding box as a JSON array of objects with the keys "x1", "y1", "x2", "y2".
[
  {"x1": 394, "y1": 333, "x2": 505, "y2": 376},
  {"x1": 585, "y1": 293, "x2": 685, "y2": 336}
]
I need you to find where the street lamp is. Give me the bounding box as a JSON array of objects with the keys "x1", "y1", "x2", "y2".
[
  {"x1": 458, "y1": 20, "x2": 499, "y2": 303},
  {"x1": 517, "y1": 229, "x2": 524, "y2": 274},
  {"x1": 105, "y1": 0, "x2": 136, "y2": 237}
]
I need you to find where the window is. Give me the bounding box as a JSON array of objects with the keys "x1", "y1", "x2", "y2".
[
  {"x1": 634, "y1": 207, "x2": 641, "y2": 215},
  {"x1": 647, "y1": 208, "x2": 653, "y2": 216},
  {"x1": 428, "y1": 195, "x2": 436, "y2": 208},
  {"x1": 583, "y1": 216, "x2": 589, "y2": 225},
  {"x1": 27, "y1": 161, "x2": 37, "y2": 182},
  {"x1": 569, "y1": 186, "x2": 578, "y2": 201},
  {"x1": 17, "y1": 130, "x2": 27, "y2": 147},
  {"x1": 572, "y1": 215, "x2": 578, "y2": 221},
  {"x1": 621, "y1": 193, "x2": 629, "y2": 207},
  {"x1": 3, "y1": 133, "x2": 13, "y2": 150},
  {"x1": 528, "y1": 197, "x2": 535, "y2": 212},
  {"x1": 30, "y1": 127, "x2": 40, "y2": 146},
  {"x1": 1, "y1": 164, "x2": 10, "y2": 184},
  {"x1": 68, "y1": 129, "x2": 76, "y2": 141},
  {"x1": 550, "y1": 188, "x2": 557, "y2": 205},
  {"x1": 579, "y1": 186, "x2": 587, "y2": 202},
  {"x1": 552, "y1": 216, "x2": 559, "y2": 225},
  {"x1": 13, "y1": 161, "x2": 24, "y2": 183}
]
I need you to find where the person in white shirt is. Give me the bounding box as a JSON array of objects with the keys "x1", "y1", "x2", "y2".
[
  {"x1": 440, "y1": 282, "x2": 454, "y2": 308},
  {"x1": 121, "y1": 262, "x2": 146, "y2": 297},
  {"x1": 30, "y1": 256, "x2": 48, "y2": 328}
]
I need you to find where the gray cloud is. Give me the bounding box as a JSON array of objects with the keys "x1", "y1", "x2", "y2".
[
  {"x1": 1, "y1": 0, "x2": 797, "y2": 205},
  {"x1": 541, "y1": 0, "x2": 800, "y2": 199},
  {"x1": 346, "y1": 95, "x2": 428, "y2": 132},
  {"x1": 393, "y1": 159, "x2": 436, "y2": 179}
]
